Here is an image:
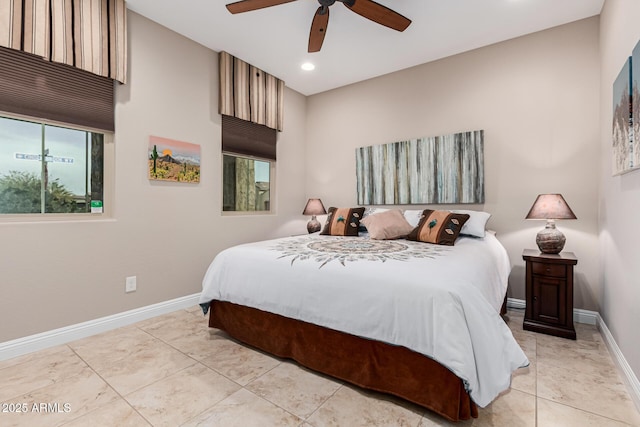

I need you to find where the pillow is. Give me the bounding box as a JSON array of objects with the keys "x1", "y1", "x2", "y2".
[
  {"x1": 407, "y1": 209, "x2": 470, "y2": 245},
  {"x1": 360, "y1": 209, "x2": 414, "y2": 240},
  {"x1": 320, "y1": 207, "x2": 366, "y2": 236},
  {"x1": 359, "y1": 207, "x2": 390, "y2": 232},
  {"x1": 451, "y1": 210, "x2": 491, "y2": 238},
  {"x1": 403, "y1": 209, "x2": 424, "y2": 228},
  {"x1": 365, "y1": 207, "x2": 389, "y2": 216}
]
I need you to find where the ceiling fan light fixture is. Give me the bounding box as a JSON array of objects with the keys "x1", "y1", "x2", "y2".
[
  {"x1": 226, "y1": 0, "x2": 412, "y2": 52},
  {"x1": 301, "y1": 62, "x2": 315, "y2": 71}
]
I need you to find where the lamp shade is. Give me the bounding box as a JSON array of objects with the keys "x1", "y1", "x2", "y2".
[
  {"x1": 525, "y1": 194, "x2": 577, "y2": 220},
  {"x1": 302, "y1": 198, "x2": 326, "y2": 216},
  {"x1": 526, "y1": 194, "x2": 576, "y2": 254}
]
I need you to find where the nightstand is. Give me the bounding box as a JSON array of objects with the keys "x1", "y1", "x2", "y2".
[{"x1": 522, "y1": 249, "x2": 578, "y2": 339}]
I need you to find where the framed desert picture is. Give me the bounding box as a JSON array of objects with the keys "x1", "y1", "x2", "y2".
[{"x1": 148, "y1": 136, "x2": 201, "y2": 183}]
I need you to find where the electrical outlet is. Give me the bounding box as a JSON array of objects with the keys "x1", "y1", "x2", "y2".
[{"x1": 125, "y1": 276, "x2": 137, "y2": 293}]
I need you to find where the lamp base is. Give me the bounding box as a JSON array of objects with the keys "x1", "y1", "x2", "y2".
[
  {"x1": 307, "y1": 216, "x2": 321, "y2": 234},
  {"x1": 536, "y1": 221, "x2": 566, "y2": 254}
]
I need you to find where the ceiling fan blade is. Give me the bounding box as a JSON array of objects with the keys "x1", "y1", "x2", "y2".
[
  {"x1": 308, "y1": 7, "x2": 329, "y2": 53},
  {"x1": 343, "y1": 0, "x2": 411, "y2": 32},
  {"x1": 226, "y1": 0, "x2": 297, "y2": 14}
]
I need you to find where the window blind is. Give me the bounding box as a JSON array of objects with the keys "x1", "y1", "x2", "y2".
[
  {"x1": 222, "y1": 114, "x2": 277, "y2": 161},
  {"x1": 0, "y1": 46, "x2": 114, "y2": 131}
]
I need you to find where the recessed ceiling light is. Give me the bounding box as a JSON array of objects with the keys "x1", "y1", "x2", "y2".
[{"x1": 301, "y1": 62, "x2": 315, "y2": 71}]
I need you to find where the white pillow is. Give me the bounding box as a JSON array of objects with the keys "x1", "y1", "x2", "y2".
[
  {"x1": 451, "y1": 210, "x2": 491, "y2": 238},
  {"x1": 402, "y1": 209, "x2": 424, "y2": 228}
]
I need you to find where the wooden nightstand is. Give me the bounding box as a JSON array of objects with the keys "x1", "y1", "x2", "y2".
[{"x1": 522, "y1": 249, "x2": 578, "y2": 339}]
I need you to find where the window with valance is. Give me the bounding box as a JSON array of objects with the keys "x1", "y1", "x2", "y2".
[
  {"x1": 219, "y1": 52, "x2": 283, "y2": 213},
  {"x1": 0, "y1": 0, "x2": 126, "y2": 217}
]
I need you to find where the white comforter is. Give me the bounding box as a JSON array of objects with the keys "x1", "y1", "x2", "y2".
[{"x1": 199, "y1": 232, "x2": 529, "y2": 407}]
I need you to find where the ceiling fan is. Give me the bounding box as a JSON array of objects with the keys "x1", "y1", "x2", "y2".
[{"x1": 225, "y1": 0, "x2": 412, "y2": 53}]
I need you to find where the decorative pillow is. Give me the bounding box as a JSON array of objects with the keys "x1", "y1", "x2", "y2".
[
  {"x1": 451, "y1": 209, "x2": 491, "y2": 238},
  {"x1": 361, "y1": 209, "x2": 415, "y2": 240},
  {"x1": 359, "y1": 207, "x2": 390, "y2": 232},
  {"x1": 320, "y1": 207, "x2": 366, "y2": 236},
  {"x1": 407, "y1": 209, "x2": 470, "y2": 245}
]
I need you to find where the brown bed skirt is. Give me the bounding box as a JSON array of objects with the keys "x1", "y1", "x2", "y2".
[{"x1": 208, "y1": 300, "x2": 478, "y2": 422}]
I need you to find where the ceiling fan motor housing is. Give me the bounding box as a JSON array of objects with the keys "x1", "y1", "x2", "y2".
[{"x1": 319, "y1": 0, "x2": 355, "y2": 7}]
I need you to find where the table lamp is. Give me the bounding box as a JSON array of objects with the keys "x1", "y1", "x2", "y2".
[
  {"x1": 302, "y1": 198, "x2": 326, "y2": 233},
  {"x1": 525, "y1": 194, "x2": 577, "y2": 254}
]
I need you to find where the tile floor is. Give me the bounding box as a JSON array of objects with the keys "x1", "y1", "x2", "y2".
[{"x1": 1, "y1": 307, "x2": 639, "y2": 426}]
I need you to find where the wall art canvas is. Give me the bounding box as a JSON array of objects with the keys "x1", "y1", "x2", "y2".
[
  {"x1": 612, "y1": 56, "x2": 634, "y2": 175},
  {"x1": 148, "y1": 136, "x2": 201, "y2": 183},
  {"x1": 356, "y1": 130, "x2": 484, "y2": 205},
  {"x1": 632, "y1": 41, "x2": 640, "y2": 172}
]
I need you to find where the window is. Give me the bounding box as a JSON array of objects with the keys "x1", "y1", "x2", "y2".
[
  {"x1": 0, "y1": 115, "x2": 104, "y2": 214},
  {"x1": 221, "y1": 115, "x2": 276, "y2": 213},
  {"x1": 223, "y1": 154, "x2": 271, "y2": 212}
]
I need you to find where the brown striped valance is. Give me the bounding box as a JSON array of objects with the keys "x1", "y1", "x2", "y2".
[
  {"x1": 0, "y1": 0, "x2": 127, "y2": 84},
  {"x1": 219, "y1": 51, "x2": 284, "y2": 131}
]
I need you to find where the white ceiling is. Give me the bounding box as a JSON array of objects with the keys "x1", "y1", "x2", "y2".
[{"x1": 126, "y1": 0, "x2": 604, "y2": 96}]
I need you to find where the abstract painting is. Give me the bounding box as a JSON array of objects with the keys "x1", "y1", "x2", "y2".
[
  {"x1": 148, "y1": 136, "x2": 201, "y2": 183},
  {"x1": 632, "y1": 41, "x2": 640, "y2": 172},
  {"x1": 613, "y1": 56, "x2": 633, "y2": 176},
  {"x1": 356, "y1": 130, "x2": 484, "y2": 205}
]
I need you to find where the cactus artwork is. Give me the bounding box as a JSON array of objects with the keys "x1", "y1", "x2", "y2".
[{"x1": 148, "y1": 136, "x2": 201, "y2": 183}]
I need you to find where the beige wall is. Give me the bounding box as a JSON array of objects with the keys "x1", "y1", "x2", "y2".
[
  {"x1": 599, "y1": 0, "x2": 640, "y2": 383},
  {"x1": 305, "y1": 18, "x2": 601, "y2": 309},
  {"x1": 0, "y1": 12, "x2": 307, "y2": 342},
  {"x1": 6, "y1": 9, "x2": 636, "y2": 386}
]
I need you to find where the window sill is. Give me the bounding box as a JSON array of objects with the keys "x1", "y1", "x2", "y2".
[
  {"x1": 0, "y1": 214, "x2": 115, "y2": 225},
  {"x1": 221, "y1": 211, "x2": 275, "y2": 217}
]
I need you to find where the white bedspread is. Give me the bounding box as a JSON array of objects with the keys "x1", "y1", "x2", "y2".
[{"x1": 199, "y1": 232, "x2": 529, "y2": 408}]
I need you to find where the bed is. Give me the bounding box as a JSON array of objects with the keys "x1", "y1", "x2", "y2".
[{"x1": 199, "y1": 222, "x2": 529, "y2": 422}]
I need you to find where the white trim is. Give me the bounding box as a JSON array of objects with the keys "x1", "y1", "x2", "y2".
[
  {"x1": 573, "y1": 308, "x2": 598, "y2": 325},
  {"x1": 507, "y1": 298, "x2": 640, "y2": 412},
  {"x1": 507, "y1": 297, "x2": 526, "y2": 310},
  {"x1": 506, "y1": 298, "x2": 598, "y2": 325},
  {"x1": 597, "y1": 313, "x2": 640, "y2": 413},
  {"x1": 0, "y1": 293, "x2": 201, "y2": 362}
]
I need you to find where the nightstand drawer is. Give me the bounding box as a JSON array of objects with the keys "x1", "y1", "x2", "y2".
[{"x1": 532, "y1": 262, "x2": 566, "y2": 278}]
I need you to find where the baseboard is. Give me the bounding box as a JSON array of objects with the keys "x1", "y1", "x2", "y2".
[
  {"x1": 597, "y1": 314, "x2": 640, "y2": 413},
  {"x1": 506, "y1": 297, "x2": 526, "y2": 310},
  {"x1": 573, "y1": 308, "x2": 598, "y2": 325},
  {"x1": 0, "y1": 293, "x2": 201, "y2": 362},
  {"x1": 506, "y1": 298, "x2": 597, "y2": 325},
  {"x1": 507, "y1": 298, "x2": 640, "y2": 412}
]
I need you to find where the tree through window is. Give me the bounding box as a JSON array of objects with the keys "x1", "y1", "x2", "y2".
[{"x1": 0, "y1": 116, "x2": 104, "y2": 214}]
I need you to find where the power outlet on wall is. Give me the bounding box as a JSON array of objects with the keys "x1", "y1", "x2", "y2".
[{"x1": 125, "y1": 276, "x2": 137, "y2": 293}]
